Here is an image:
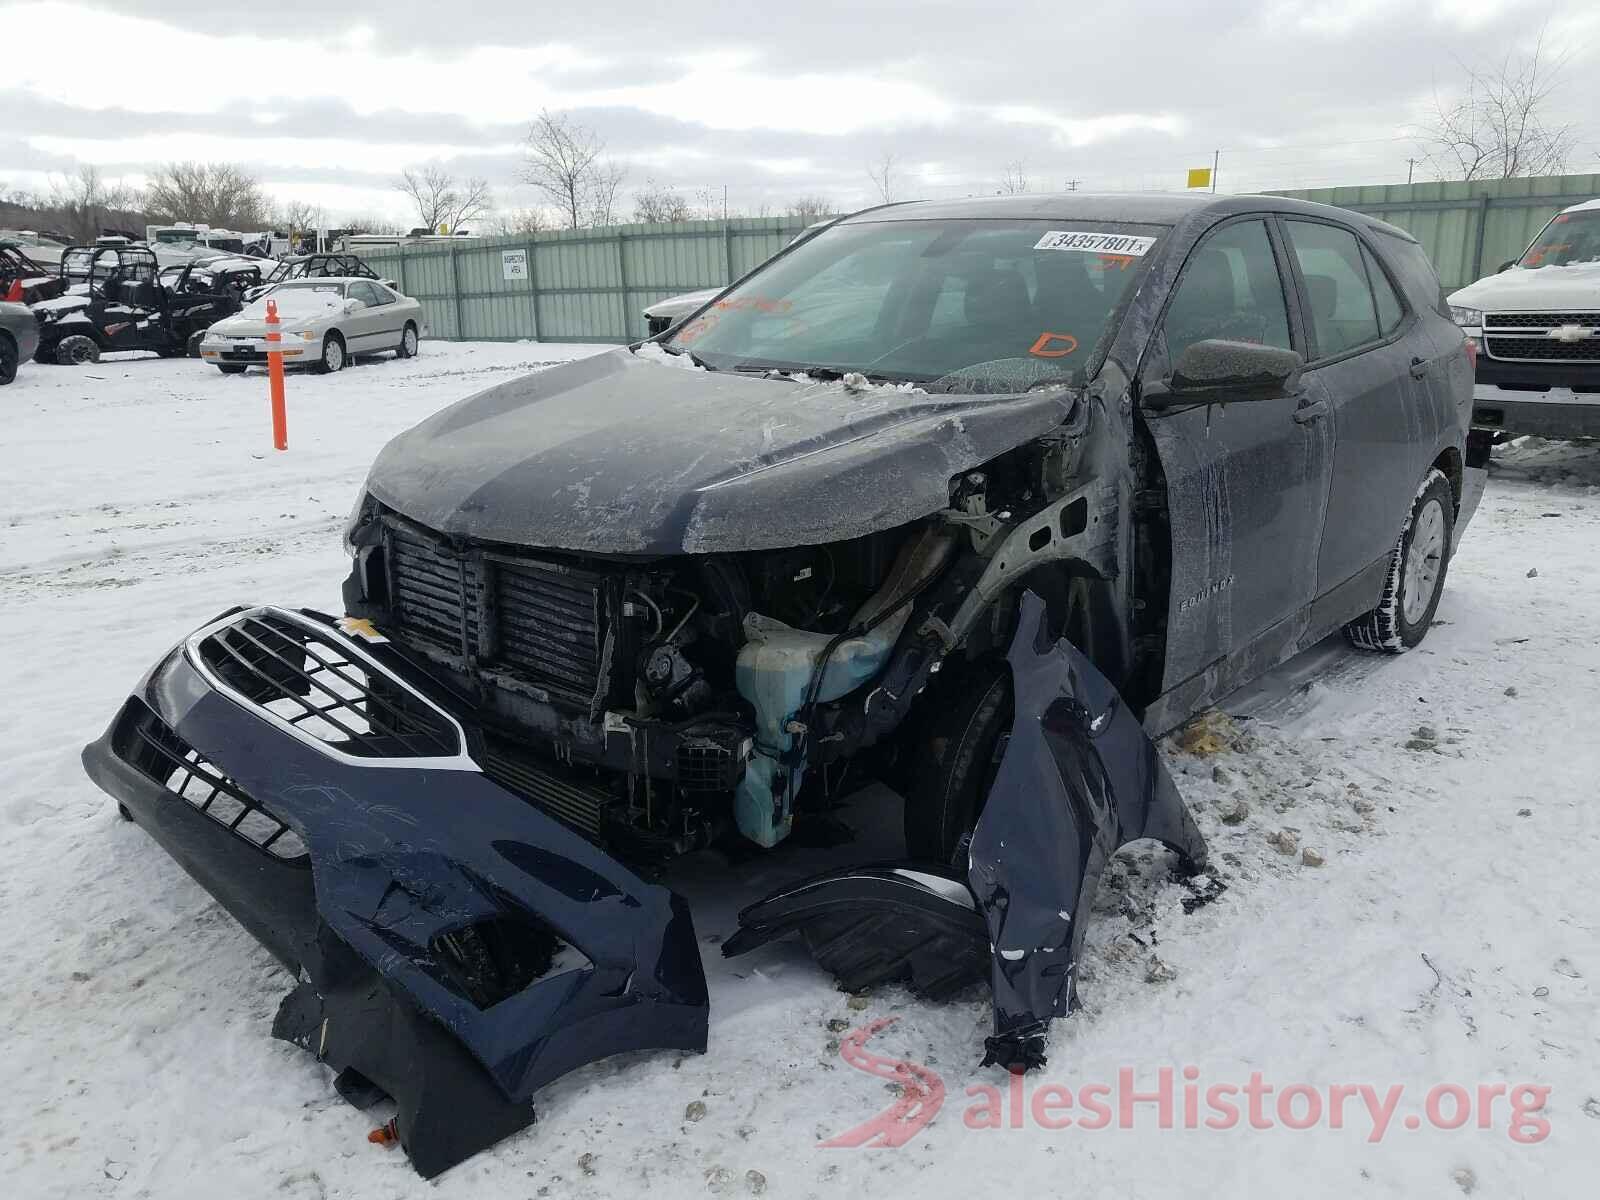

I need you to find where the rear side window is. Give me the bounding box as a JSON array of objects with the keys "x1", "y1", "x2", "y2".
[
  {"x1": 1362, "y1": 244, "x2": 1405, "y2": 335},
  {"x1": 1284, "y1": 220, "x2": 1382, "y2": 358},
  {"x1": 1375, "y1": 232, "x2": 1450, "y2": 318},
  {"x1": 1164, "y1": 218, "x2": 1293, "y2": 362}
]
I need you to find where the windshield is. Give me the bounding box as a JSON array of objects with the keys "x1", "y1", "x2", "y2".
[
  {"x1": 666, "y1": 217, "x2": 1162, "y2": 392},
  {"x1": 1518, "y1": 209, "x2": 1600, "y2": 268}
]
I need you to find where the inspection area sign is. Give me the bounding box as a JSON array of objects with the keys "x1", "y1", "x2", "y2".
[{"x1": 502, "y1": 249, "x2": 529, "y2": 281}]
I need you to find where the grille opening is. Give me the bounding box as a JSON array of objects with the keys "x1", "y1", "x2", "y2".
[
  {"x1": 197, "y1": 612, "x2": 460, "y2": 758},
  {"x1": 120, "y1": 706, "x2": 308, "y2": 861},
  {"x1": 382, "y1": 515, "x2": 612, "y2": 711},
  {"x1": 430, "y1": 914, "x2": 592, "y2": 1010}
]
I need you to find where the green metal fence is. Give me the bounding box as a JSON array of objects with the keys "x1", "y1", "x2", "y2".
[
  {"x1": 360, "y1": 215, "x2": 824, "y2": 345},
  {"x1": 367, "y1": 173, "x2": 1600, "y2": 343},
  {"x1": 1271, "y1": 172, "x2": 1600, "y2": 291}
]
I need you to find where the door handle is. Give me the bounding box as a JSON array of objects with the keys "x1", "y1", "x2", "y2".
[
  {"x1": 1409, "y1": 355, "x2": 1430, "y2": 379},
  {"x1": 1292, "y1": 399, "x2": 1329, "y2": 424}
]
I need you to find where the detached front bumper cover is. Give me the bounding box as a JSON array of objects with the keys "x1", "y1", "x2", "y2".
[{"x1": 82, "y1": 606, "x2": 708, "y2": 1178}]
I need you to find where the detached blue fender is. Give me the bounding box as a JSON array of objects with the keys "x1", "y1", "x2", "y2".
[
  {"x1": 727, "y1": 590, "x2": 1207, "y2": 1073},
  {"x1": 969, "y1": 590, "x2": 1206, "y2": 1070}
]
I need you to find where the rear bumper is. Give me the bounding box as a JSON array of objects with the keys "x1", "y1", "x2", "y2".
[
  {"x1": 1471, "y1": 384, "x2": 1600, "y2": 439},
  {"x1": 81, "y1": 606, "x2": 708, "y2": 1177}
]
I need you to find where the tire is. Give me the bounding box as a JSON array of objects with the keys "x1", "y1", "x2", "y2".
[
  {"x1": 313, "y1": 333, "x2": 345, "y2": 374},
  {"x1": 903, "y1": 659, "x2": 1013, "y2": 863},
  {"x1": 1345, "y1": 469, "x2": 1454, "y2": 653},
  {"x1": 0, "y1": 333, "x2": 16, "y2": 385},
  {"x1": 55, "y1": 334, "x2": 101, "y2": 366},
  {"x1": 156, "y1": 347, "x2": 186, "y2": 359},
  {"x1": 217, "y1": 364, "x2": 247, "y2": 375},
  {"x1": 397, "y1": 322, "x2": 418, "y2": 358}
]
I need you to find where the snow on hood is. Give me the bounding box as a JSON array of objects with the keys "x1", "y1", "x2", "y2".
[
  {"x1": 1449, "y1": 261, "x2": 1600, "y2": 312},
  {"x1": 238, "y1": 288, "x2": 346, "y2": 322},
  {"x1": 643, "y1": 287, "x2": 722, "y2": 319}
]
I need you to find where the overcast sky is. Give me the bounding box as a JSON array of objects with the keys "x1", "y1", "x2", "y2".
[{"x1": 3, "y1": 0, "x2": 1597, "y2": 227}]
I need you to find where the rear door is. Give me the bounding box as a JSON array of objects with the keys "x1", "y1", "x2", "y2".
[
  {"x1": 1141, "y1": 215, "x2": 1334, "y2": 695},
  {"x1": 1277, "y1": 217, "x2": 1431, "y2": 616}
]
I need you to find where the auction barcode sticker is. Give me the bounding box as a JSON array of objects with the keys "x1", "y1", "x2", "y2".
[{"x1": 1034, "y1": 231, "x2": 1158, "y2": 256}]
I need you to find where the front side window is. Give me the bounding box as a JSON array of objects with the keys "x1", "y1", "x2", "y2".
[
  {"x1": 1284, "y1": 220, "x2": 1382, "y2": 358},
  {"x1": 1518, "y1": 208, "x2": 1600, "y2": 268},
  {"x1": 666, "y1": 217, "x2": 1163, "y2": 393},
  {"x1": 1163, "y1": 218, "x2": 1293, "y2": 363}
]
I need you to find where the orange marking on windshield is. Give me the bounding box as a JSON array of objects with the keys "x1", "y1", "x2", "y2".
[
  {"x1": 1097, "y1": 254, "x2": 1137, "y2": 270},
  {"x1": 1029, "y1": 332, "x2": 1080, "y2": 358}
]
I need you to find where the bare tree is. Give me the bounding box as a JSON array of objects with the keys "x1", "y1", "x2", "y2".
[
  {"x1": 483, "y1": 207, "x2": 550, "y2": 236},
  {"x1": 146, "y1": 162, "x2": 267, "y2": 227},
  {"x1": 1416, "y1": 30, "x2": 1576, "y2": 181},
  {"x1": 998, "y1": 160, "x2": 1030, "y2": 195},
  {"x1": 586, "y1": 161, "x2": 628, "y2": 227},
  {"x1": 520, "y1": 110, "x2": 610, "y2": 230},
  {"x1": 786, "y1": 195, "x2": 833, "y2": 222},
  {"x1": 867, "y1": 151, "x2": 899, "y2": 203},
  {"x1": 275, "y1": 200, "x2": 325, "y2": 249},
  {"x1": 393, "y1": 166, "x2": 492, "y2": 234},
  {"x1": 633, "y1": 178, "x2": 691, "y2": 224},
  {"x1": 48, "y1": 165, "x2": 144, "y2": 240}
]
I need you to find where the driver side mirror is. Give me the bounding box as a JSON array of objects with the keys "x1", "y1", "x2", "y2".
[
  {"x1": 344, "y1": 298, "x2": 362, "y2": 312},
  {"x1": 1145, "y1": 339, "x2": 1303, "y2": 410}
]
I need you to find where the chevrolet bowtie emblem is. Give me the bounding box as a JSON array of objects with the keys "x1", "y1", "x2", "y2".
[{"x1": 1547, "y1": 324, "x2": 1593, "y2": 343}]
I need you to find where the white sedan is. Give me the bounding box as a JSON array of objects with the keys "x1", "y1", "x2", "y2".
[{"x1": 199, "y1": 277, "x2": 427, "y2": 374}]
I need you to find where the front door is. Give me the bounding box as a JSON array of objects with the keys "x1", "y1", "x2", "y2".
[{"x1": 1140, "y1": 215, "x2": 1335, "y2": 695}]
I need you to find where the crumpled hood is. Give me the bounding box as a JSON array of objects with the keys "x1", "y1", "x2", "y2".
[
  {"x1": 364, "y1": 348, "x2": 1079, "y2": 554},
  {"x1": 1449, "y1": 261, "x2": 1600, "y2": 312}
]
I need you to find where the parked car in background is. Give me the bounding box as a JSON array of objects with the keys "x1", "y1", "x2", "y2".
[
  {"x1": 0, "y1": 299, "x2": 39, "y2": 384},
  {"x1": 640, "y1": 220, "x2": 834, "y2": 335},
  {"x1": 643, "y1": 286, "x2": 721, "y2": 336},
  {"x1": 86, "y1": 192, "x2": 1485, "y2": 1178},
  {"x1": 200, "y1": 277, "x2": 425, "y2": 373},
  {"x1": 1447, "y1": 196, "x2": 1600, "y2": 440}
]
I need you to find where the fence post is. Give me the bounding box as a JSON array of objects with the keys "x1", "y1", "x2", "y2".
[
  {"x1": 397, "y1": 246, "x2": 409, "y2": 298},
  {"x1": 526, "y1": 237, "x2": 540, "y2": 343},
  {"x1": 615, "y1": 231, "x2": 630, "y2": 341},
  {"x1": 723, "y1": 222, "x2": 734, "y2": 284},
  {"x1": 1470, "y1": 193, "x2": 1492, "y2": 281},
  {"x1": 449, "y1": 244, "x2": 464, "y2": 341}
]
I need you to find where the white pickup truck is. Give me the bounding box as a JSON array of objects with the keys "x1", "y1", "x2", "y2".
[{"x1": 1447, "y1": 197, "x2": 1600, "y2": 440}]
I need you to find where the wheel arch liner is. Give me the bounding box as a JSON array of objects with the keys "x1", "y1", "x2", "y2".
[{"x1": 80, "y1": 608, "x2": 708, "y2": 1178}]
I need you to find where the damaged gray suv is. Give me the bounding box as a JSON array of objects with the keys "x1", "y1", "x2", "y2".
[{"x1": 84, "y1": 193, "x2": 1485, "y2": 1176}]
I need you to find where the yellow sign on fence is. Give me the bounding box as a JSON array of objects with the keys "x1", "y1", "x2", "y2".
[{"x1": 1186, "y1": 167, "x2": 1212, "y2": 189}]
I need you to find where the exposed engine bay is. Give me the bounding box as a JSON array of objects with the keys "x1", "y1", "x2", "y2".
[{"x1": 340, "y1": 423, "x2": 1130, "y2": 867}]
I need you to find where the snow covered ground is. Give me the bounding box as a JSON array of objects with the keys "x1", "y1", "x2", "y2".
[{"x1": 2, "y1": 345, "x2": 1596, "y2": 1199}]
